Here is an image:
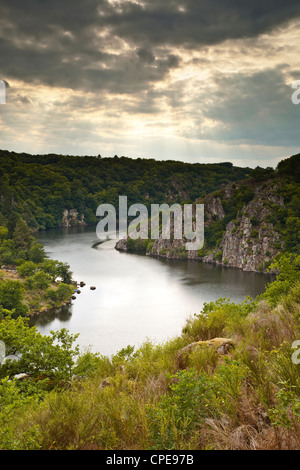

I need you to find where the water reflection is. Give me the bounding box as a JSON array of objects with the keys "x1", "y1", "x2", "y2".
[
  {"x1": 30, "y1": 304, "x2": 73, "y2": 327},
  {"x1": 33, "y1": 226, "x2": 272, "y2": 356}
]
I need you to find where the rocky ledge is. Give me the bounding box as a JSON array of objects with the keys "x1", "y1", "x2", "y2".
[{"x1": 115, "y1": 178, "x2": 285, "y2": 273}]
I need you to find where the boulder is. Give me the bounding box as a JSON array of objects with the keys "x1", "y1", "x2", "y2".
[
  {"x1": 100, "y1": 377, "x2": 111, "y2": 389},
  {"x1": 176, "y1": 337, "x2": 234, "y2": 367}
]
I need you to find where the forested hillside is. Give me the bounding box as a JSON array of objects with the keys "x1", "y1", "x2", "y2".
[
  {"x1": 0, "y1": 150, "x2": 299, "y2": 450},
  {"x1": 116, "y1": 153, "x2": 300, "y2": 273},
  {"x1": 0, "y1": 149, "x2": 251, "y2": 229}
]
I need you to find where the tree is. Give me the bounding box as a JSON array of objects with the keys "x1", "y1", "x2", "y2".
[
  {"x1": 17, "y1": 261, "x2": 36, "y2": 278},
  {"x1": 0, "y1": 280, "x2": 28, "y2": 317},
  {"x1": 0, "y1": 226, "x2": 8, "y2": 243},
  {"x1": 0, "y1": 316, "x2": 80, "y2": 381},
  {"x1": 28, "y1": 243, "x2": 46, "y2": 264},
  {"x1": 13, "y1": 217, "x2": 34, "y2": 254},
  {"x1": 55, "y1": 283, "x2": 73, "y2": 301},
  {"x1": 260, "y1": 253, "x2": 300, "y2": 306},
  {"x1": 46, "y1": 283, "x2": 73, "y2": 303},
  {"x1": 284, "y1": 217, "x2": 300, "y2": 252},
  {"x1": 31, "y1": 271, "x2": 52, "y2": 290},
  {"x1": 56, "y1": 262, "x2": 73, "y2": 284}
]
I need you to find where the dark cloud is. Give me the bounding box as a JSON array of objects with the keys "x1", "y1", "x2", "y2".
[
  {"x1": 136, "y1": 47, "x2": 156, "y2": 64},
  {"x1": 0, "y1": 0, "x2": 299, "y2": 164},
  {"x1": 101, "y1": 0, "x2": 300, "y2": 47},
  {"x1": 189, "y1": 67, "x2": 300, "y2": 147},
  {"x1": 1, "y1": 0, "x2": 300, "y2": 93}
]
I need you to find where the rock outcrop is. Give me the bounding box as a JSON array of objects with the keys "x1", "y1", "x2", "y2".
[
  {"x1": 61, "y1": 209, "x2": 86, "y2": 227},
  {"x1": 115, "y1": 178, "x2": 285, "y2": 273},
  {"x1": 176, "y1": 337, "x2": 234, "y2": 367}
]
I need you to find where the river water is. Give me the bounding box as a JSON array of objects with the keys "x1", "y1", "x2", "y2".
[{"x1": 32, "y1": 226, "x2": 272, "y2": 357}]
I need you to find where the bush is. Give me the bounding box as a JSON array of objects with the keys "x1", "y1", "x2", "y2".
[
  {"x1": 30, "y1": 271, "x2": 52, "y2": 290},
  {"x1": 17, "y1": 261, "x2": 37, "y2": 278},
  {"x1": 0, "y1": 280, "x2": 28, "y2": 317},
  {"x1": 147, "y1": 369, "x2": 216, "y2": 449},
  {"x1": 28, "y1": 243, "x2": 46, "y2": 264},
  {"x1": 46, "y1": 283, "x2": 73, "y2": 304},
  {"x1": 0, "y1": 317, "x2": 80, "y2": 382},
  {"x1": 261, "y1": 253, "x2": 300, "y2": 306}
]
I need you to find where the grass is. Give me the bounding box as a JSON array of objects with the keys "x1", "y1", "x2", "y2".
[{"x1": 1, "y1": 280, "x2": 300, "y2": 450}]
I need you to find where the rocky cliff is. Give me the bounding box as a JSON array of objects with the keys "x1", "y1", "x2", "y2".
[
  {"x1": 115, "y1": 177, "x2": 286, "y2": 273},
  {"x1": 200, "y1": 182, "x2": 284, "y2": 272},
  {"x1": 61, "y1": 209, "x2": 86, "y2": 227}
]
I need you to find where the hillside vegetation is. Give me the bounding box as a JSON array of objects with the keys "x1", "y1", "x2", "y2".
[
  {"x1": 0, "y1": 150, "x2": 299, "y2": 450},
  {"x1": 0, "y1": 149, "x2": 250, "y2": 229},
  {"x1": 116, "y1": 154, "x2": 300, "y2": 273},
  {"x1": 0, "y1": 253, "x2": 299, "y2": 450}
]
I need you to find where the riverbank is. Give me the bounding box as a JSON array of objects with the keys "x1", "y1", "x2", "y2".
[
  {"x1": 1, "y1": 253, "x2": 299, "y2": 450},
  {"x1": 32, "y1": 226, "x2": 272, "y2": 357},
  {"x1": 0, "y1": 264, "x2": 76, "y2": 317}
]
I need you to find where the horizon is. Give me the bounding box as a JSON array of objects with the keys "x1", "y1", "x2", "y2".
[
  {"x1": 1, "y1": 146, "x2": 297, "y2": 170},
  {"x1": 0, "y1": 1, "x2": 300, "y2": 168}
]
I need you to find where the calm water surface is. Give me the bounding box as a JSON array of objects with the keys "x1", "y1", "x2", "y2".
[{"x1": 32, "y1": 226, "x2": 272, "y2": 356}]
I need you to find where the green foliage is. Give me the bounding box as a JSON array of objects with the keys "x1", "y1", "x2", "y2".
[
  {"x1": 29, "y1": 271, "x2": 52, "y2": 290},
  {"x1": 261, "y1": 253, "x2": 300, "y2": 306},
  {"x1": 0, "y1": 377, "x2": 43, "y2": 450},
  {"x1": 38, "y1": 259, "x2": 72, "y2": 283},
  {"x1": 0, "y1": 150, "x2": 251, "y2": 231},
  {"x1": 0, "y1": 316, "x2": 80, "y2": 381},
  {"x1": 250, "y1": 215, "x2": 259, "y2": 226},
  {"x1": 0, "y1": 217, "x2": 73, "y2": 318},
  {"x1": 28, "y1": 243, "x2": 46, "y2": 263},
  {"x1": 277, "y1": 153, "x2": 300, "y2": 183},
  {"x1": 249, "y1": 166, "x2": 275, "y2": 181},
  {"x1": 250, "y1": 229, "x2": 259, "y2": 238},
  {"x1": 127, "y1": 237, "x2": 149, "y2": 253},
  {"x1": 0, "y1": 151, "x2": 299, "y2": 449},
  {"x1": 214, "y1": 357, "x2": 249, "y2": 402},
  {"x1": 0, "y1": 280, "x2": 28, "y2": 317},
  {"x1": 0, "y1": 274, "x2": 300, "y2": 449},
  {"x1": 46, "y1": 283, "x2": 73, "y2": 302},
  {"x1": 147, "y1": 369, "x2": 216, "y2": 449},
  {"x1": 183, "y1": 297, "x2": 256, "y2": 341},
  {"x1": 55, "y1": 262, "x2": 73, "y2": 284},
  {"x1": 17, "y1": 261, "x2": 37, "y2": 278},
  {"x1": 0, "y1": 226, "x2": 8, "y2": 242},
  {"x1": 268, "y1": 382, "x2": 300, "y2": 429}
]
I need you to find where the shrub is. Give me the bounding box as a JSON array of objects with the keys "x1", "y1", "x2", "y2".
[
  {"x1": 250, "y1": 216, "x2": 259, "y2": 226},
  {"x1": 0, "y1": 280, "x2": 28, "y2": 317},
  {"x1": 30, "y1": 271, "x2": 52, "y2": 290},
  {"x1": 261, "y1": 253, "x2": 300, "y2": 306},
  {"x1": 17, "y1": 261, "x2": 37, "y2": 278},
  {"x1": 147, "y1": 369, "x2": 216, "y2": 449},
  {"x1": 250, "y1": 229, "x2": 259, "y2": 238}
]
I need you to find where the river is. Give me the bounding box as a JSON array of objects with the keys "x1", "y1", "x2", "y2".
[{"x1": 32, "y1": 226, "x2": 272, "y2": 357}]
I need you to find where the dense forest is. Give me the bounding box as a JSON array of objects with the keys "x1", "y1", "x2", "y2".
[{"x1": 0, "y1": 149, "x2": 251, "y2": 229}]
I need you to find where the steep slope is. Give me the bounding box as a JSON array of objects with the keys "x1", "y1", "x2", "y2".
[
  {"x1": 0, "y1": 150, "x2": 251, "y2": 230},
  {"x1": 116, "y1": 154, "x2": 300, "y2": 273}
]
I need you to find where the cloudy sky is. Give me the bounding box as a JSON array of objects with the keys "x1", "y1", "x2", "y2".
[{"x1": 0, "y1": 0, "x2": 300, "y2": 168}]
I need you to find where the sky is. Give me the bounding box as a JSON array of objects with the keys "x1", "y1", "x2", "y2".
[{"x1": 0, "y1": 0, "x2": 300, "y2": 168}]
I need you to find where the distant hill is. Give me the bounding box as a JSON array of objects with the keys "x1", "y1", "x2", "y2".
[{"x1": 0, "y1": 149, "x2": 251, "y2": 229}]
